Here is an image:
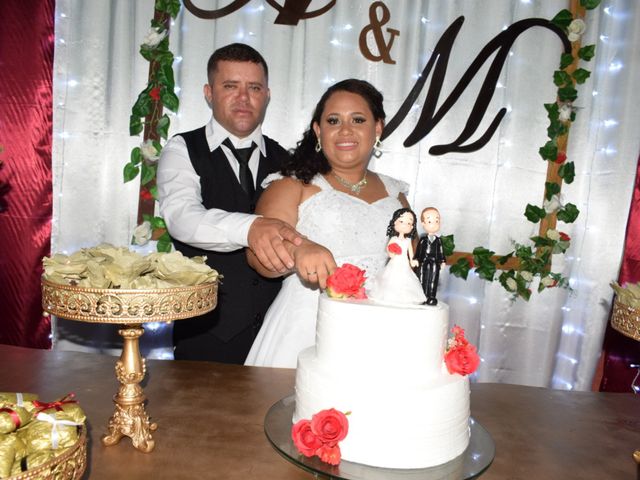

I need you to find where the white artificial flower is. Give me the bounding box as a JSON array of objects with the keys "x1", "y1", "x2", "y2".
[
  {"x1": 140, "y1": 140, "x2": 160, "y2": 162},
  {"x1": 567, "y1": 19, "x2": 586, "y2": 42},
  {"x1": 546, "y1": 229, "x2": 560, "y2": 241},
  {"x1": 520, "y1": 271, "x2": 533, "y2": 282},
  {"x1": 132, "y1": 221, "x2": 153, "y2": 246},
  {"x1": 544, "y1": 195, "x2": 563, "y2": 214},
  {"x1": 559, "y1": 103, "x2": 573, "y2": 122},
  {"x1": 506, "y1": 277, "x2": 517, "y2": 291},
  {"x1": 142, "y1": 27, "x2": 167, "y2": 48},
  {"x1": 541, "y1": 276, "x2": 556, "y2": 287}
]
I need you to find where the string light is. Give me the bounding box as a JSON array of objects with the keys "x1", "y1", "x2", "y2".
[
  {"x1": 608, "y1": 61, "x2": 623, "y2": 72},
  {"x1": 330, "y1": 39, "x2": 341, "y2": 46},
  {"x1": 557, "y1": 353, "x2": 578, "y2": 365},
  {"x1": 603, "y1": 119, "x2": 618, "y2": 128},
  {"x1": 67, "y1": 79, "x2": 78, "y2": 87},
  {"x1": 344, "y1": 24, "x2": 353, "y2": 30}
]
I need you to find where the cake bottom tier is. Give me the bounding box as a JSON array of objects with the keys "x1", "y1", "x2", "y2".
[{"x1": 294, "y1": 348, "x2": 471, "y2": 469}]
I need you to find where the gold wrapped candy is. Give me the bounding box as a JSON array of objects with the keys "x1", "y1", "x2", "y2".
[
  {"x1": 19, "y1": 412, "x2": 80, "y2": 454},
  {"x1": 0, "y1": 406, "x2": 31, "y2": 434},
  {"x1": 32, "y1": 394, "x2": 86, "y2": 425},
  {"x1": 0, "y1": 434, "x2": 26, "y2": 479},
  {"x1": 0, "y1": 393, "x2": 38, "y2": 411},
  {"x1": 24, "y1": 449, "x2": 54, "y2": 471}
]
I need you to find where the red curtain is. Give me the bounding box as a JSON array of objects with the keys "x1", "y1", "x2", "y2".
[
  {"x1": 599, "y1": 154, "x2": 640, "y2": 392},
  {"x1": 0, "y1": 0, "x2": 55, "y2": 348}
]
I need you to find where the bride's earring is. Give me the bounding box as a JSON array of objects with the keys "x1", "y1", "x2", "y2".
[
  {"x1": 373, "y1": 136, "x2": 383, "y2": 158},
  {"x1": 315, "y1": 139, "x2": 322, "y2": 153}
]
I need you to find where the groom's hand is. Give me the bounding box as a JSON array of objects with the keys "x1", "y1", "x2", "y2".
[{"x1": 248, "y1": 217, "x2": 303, "y2": 273}]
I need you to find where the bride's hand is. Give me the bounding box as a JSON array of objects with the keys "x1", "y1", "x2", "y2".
[{"x1": 292, "y1": 239, "x2": 337, "y2": 290}]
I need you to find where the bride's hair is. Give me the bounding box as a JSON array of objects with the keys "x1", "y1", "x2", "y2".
[
  {"x1": 282, "y1": 79, "x2": 386, "y2": 183},
  {"x1": 386, "y1": 208, "x2": 418, "y2": 239}
]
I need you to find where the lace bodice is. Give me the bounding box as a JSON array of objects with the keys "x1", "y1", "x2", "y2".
[
  {"x1": 262, "y1": 172, "x2": 408, "y2": 277},
  {"x1": 246, "y1": 171, "x2": 409, "y2": 367}
]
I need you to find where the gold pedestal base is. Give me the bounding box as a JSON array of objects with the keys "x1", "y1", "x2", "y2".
[
  {"x1": 101, "y1": 325, "x2": 157, "y2": 453},
  {"x1": 41, "y1": 279, "x2": 218, "y2": 452}
]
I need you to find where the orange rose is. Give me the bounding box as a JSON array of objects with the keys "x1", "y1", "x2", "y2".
[
  {"x1": 310, "y1": 408, "x2": 349, "y2": 446},
  {"x1": 326, "y1": 264, "x2": 367, "y2": 299},
  {"x1": 291, "y1": 419, "x2": 322, "y2": 457},
  {"x1": 316, "y1": 444, "x2": 341, "y2": 465},
  {"x1": 445, "y1": 344, "x2": 480, "y2": 376}
]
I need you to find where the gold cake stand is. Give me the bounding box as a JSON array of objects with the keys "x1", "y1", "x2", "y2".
[
  {"x1": 41, "y1": 278, "x2": 218, "y2": 453},
  {"x1": 610, "y1": 296, "x2": 640, "y2": 464}
]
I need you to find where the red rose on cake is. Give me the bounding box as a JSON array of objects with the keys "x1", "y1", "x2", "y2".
[
  {"x1": 316, "y1": 444, "x2": 342, "y2": 465},
  {"x1": 326, "y1": 263, "x2": 367, "y2": 300},
  {"x1": 292, "y1": 408, "x2": 349, "y2": 465},
  {"x1": 444, "y1": 325, "x2": 480, "y2": 376},
  {"x1": 292, "y1": 419, "x2": 323, "y2": 457},
  {"x1": 310, "y1": 408, "x2": 349, "y2": 445}
]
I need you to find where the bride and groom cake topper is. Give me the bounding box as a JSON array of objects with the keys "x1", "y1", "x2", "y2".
[{"x1": 369, "y1": 206, "x2": 446, "y2": 306}]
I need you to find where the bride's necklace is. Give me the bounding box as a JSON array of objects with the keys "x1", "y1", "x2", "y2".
[{"x1": 332, "y1": 171, "x2": 368, "y2": 195}]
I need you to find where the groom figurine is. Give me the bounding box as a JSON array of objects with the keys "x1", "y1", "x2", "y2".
[
  {"x1": 414, "y1": 207, "x2": 446, "y2": 306},
  {"x1": 157, "y1": 43, "x2": 301, "y2": 364}
]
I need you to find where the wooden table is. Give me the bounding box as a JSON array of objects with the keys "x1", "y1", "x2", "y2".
[{"x1": 0, "y1": 344, "x2": 638, "y2": 479}]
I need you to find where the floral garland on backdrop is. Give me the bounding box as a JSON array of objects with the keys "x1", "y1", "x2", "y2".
[
  {"x1": 445, "y1": 0, "x2": 600, "y2": 300},
  {"x1": 123, "y1": 0, "x2": 181, "y2": 252},
  {"x1": 122, "y1": 0, "x2": 600, "y2": 300}
]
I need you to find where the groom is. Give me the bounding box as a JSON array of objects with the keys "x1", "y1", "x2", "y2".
[
  {"x1": 415, "y1": 207, "x2": 446, "y2": 306},
  {"x1": 157, "y1": 43, "x2": 301, "y2": 364}
]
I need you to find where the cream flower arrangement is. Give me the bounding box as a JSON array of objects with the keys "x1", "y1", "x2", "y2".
[
  {"x1": 43, "y1": 244, "x2": 220, "y2": 289},
  {"x1": 611, "y1": 282, "x2": 640, "y2": 309}
]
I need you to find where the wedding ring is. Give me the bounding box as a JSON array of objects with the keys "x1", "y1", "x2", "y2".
[{"x1": 307, "y1": 271, "x2": 317, "y2": 276}]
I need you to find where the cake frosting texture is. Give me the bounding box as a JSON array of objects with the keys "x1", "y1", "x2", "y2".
[{"x1": 293, "y1": 295, "x2": 470, "y2": 469}]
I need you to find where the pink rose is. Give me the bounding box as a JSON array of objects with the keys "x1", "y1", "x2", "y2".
[
  {"x1": 559, "y1": 232, "x2": 571, "y2": 242},
  {"x1": 555, "y1": 152, "x2": 567, "y2": 164},
  {"x1": 310, "y1": 408, "x2": 349, "y2": 446},
  {"x1": 445, "y1": 344, "x2": 480, "y2": 376},
  {"x1": 387, "y1": 243, "x2": 402, "y2": 255},
  {"x1": 292, "y1": 419, "x2": 322, "y2": 457},
  {"x1": 316, "y1": 444, "x2": 341, "y2": 465},
  {"x1": 326, "y1": 264, "x2": 367, "y2": 299}
]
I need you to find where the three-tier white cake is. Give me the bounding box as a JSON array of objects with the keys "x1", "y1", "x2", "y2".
[{"x1": 292, "y1": 295, "x2": 470, "y2": 469}]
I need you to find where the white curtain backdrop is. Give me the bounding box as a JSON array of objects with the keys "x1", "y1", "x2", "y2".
[{"x1": 51, "y1": 0, "x2": 640, "y2": 390}]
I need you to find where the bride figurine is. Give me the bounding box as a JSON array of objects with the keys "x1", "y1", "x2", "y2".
[{"x1": 368, "y1": 208, "x2": 427, "y2": 305}]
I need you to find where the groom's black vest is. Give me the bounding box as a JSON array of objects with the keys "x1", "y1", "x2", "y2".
[{"x1": 171, "y1": 126, "x2": 286, "y2": 347}]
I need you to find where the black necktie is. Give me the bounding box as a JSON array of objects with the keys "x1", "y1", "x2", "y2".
[{"x1": 223, "y1": 138, "x2": 257, "y2": 197}]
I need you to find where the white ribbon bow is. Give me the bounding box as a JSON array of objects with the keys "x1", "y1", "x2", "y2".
[{"x1": 35, "y1": 412, "x2": 82, "y2": 449}]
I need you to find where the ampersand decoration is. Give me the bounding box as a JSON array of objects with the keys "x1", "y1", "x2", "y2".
[{"x1": 359, "y1": 1, "x2": 400, "y2": 65}]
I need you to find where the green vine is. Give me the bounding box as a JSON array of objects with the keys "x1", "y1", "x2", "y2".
[
  {"x1": 123, "y1": 0, "x2": 180, "y2": 252},
  {"x1": 448, "y1": 0, "x2": 600, "y2": 300}
]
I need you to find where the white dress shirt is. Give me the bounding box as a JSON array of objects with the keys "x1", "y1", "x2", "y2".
[{"x1": 156, "y1": 116, "x2": 267, "y2": 252}]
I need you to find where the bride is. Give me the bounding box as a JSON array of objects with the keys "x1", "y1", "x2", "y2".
[{"x1": 244, "y1": 79, "x2": 411, "y2": 368}]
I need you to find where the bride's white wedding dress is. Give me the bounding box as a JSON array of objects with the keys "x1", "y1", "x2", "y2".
[
  {"x1": 368, "y1": 236, "x2": 427, "y2": 305},
  {"x1": 245, "y1": 172, "x2": 407, "y2": 368}
]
